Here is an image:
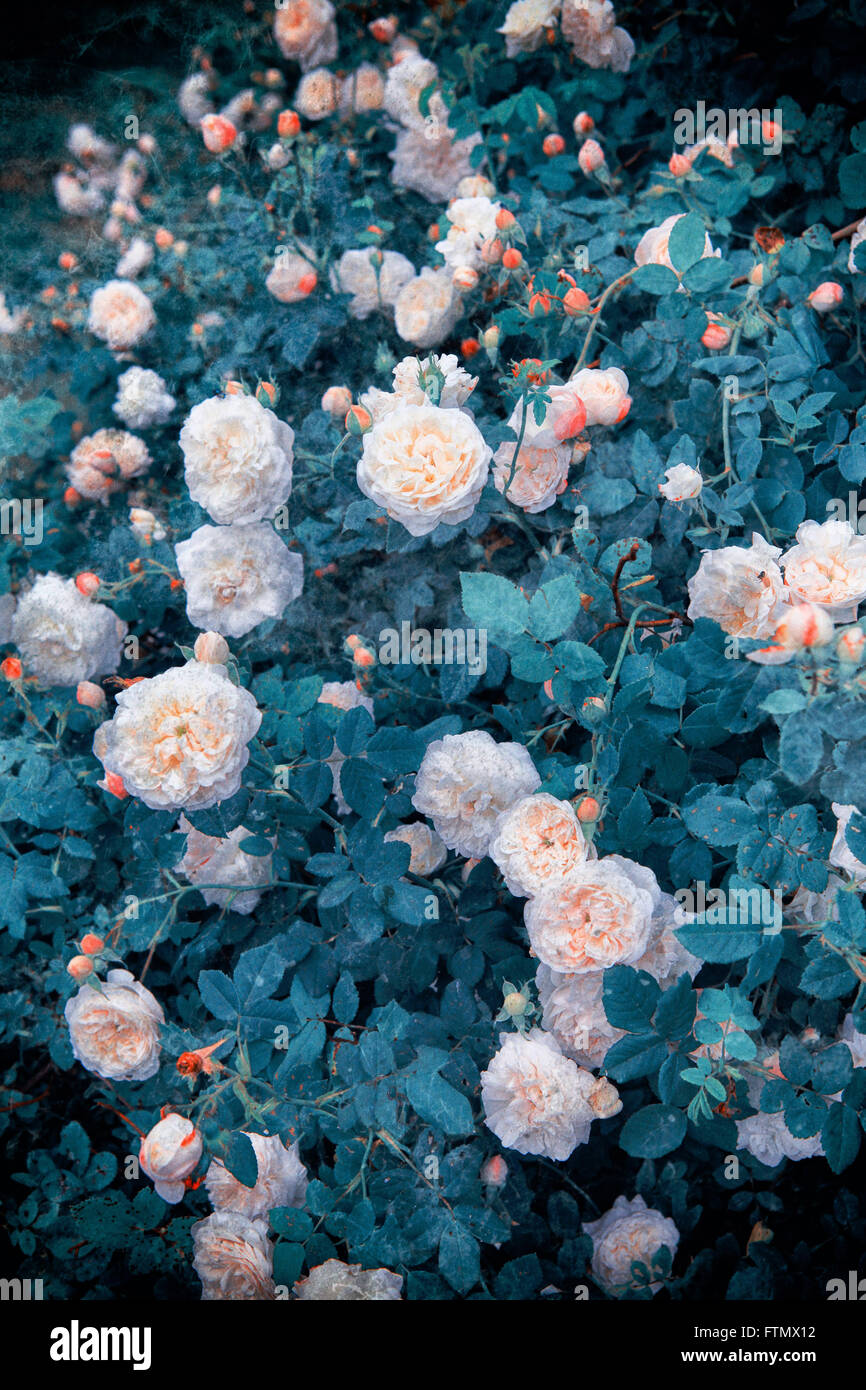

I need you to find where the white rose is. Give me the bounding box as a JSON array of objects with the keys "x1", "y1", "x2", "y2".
[
  {"x1": 357, "y1": 403, "x2": 491, "y2": 537},
  {"x1": 561, "y1": 0, "x2": 635, "y2": 72},
  {"x1": 687, "y1": 532, "x2": 786, "y2": 639},
  {"x1": 330, "y1": 248, "x2": 415, "y2": 320},
  {"x1": 389, "y1": 126, "x2": 482, "y2": 205},
  {"x1": 115, "y1": 236, "x2": 153, "y2": 279},
  {"x1": 318, "y1": 681, "x2": 375, "y2": 814},
  {"x1": 191, "y1": 1211, "x2": 275, "y2": 1300},
  {"x1": 93, "y1": 659, "x2": 262, "y2": 811},
  {"x1": 839, "y1": 1013, "x2": 866, "y2": 1068},
  {"x1": 178, "y1": 73, "x2": 215, "y2": 126},
  {"x1": 338, "y1": 63, "x2": 385, "y2": 114},
  {"x1": 635, "y1": 213, "x2": 719, "y2": 274},
  {"x1": 177, "y1": 815, "x2": 275, "y2": 915},
  {"x1": 536, "y1": 964, "x2": 625, "y2": 1067},
  {"x1": 384, "y1": 822, "x2": 448, "y2": 876},
  {"x1": 848, "y1": 217, "x2": 866, "y2": 274},
  {"x1": 383, "y1": 53, "x2": 445, "y2": 129},
  {"x1": 54, "y1": 171, "x2": 105, "y2": 216},
  {"x1": 139, "y1": 1114, "x2": 202, "y2": 1203},
  {"x1": 829, "y1": 803, "x2": 866, "y2": 883},
  {"x1": 635, "y1": 893, "x2": 703, "y2": 985},
  {"x1": 659, "y1": 463, "x2": 702, "y2": 502},
  {"x1": 393, "y1": 267, "x2": 462, "y2": 349},
  {"x1": 585, "y1": 1194, "x2": 680, "y2": 1295},
  {"x1": 88, "y1": 278, "x2": 155, "y2": 350},
  {"x1": 294, "y1": 67, "x2": 340, "y2": 121},
  {"x1": 498, "y1": 0, "x2": 561, "y2": 58},
  {"x1": 524, "y1": 854, "x2": 659, "y2": 973},
  {"x1": 12, "y1": 573, "x2": 126, "y2": 687},
  {"x1": 180, "y1": 394, "x2": 295, "y2": 525},
  {"x1": 265, "y1": 247, "x2": 317, "y2": 303},
  {"x1": 64, "y1": 968, "x2": 163, "y2": 1082},
  {"x1": 435, "y1": 196, "x2": 500, "y2": 272},
  {"x1": 113, "y1": 367, "x2": 175, "y2": 428},
  {"x1": 175, "y1": 523, "x2": 303, "y2": 637},
  {"x1": 273, "y1": 0, "x2": 337, "y2": 70},
  {"x1": 294, "y1": 1259, "x2": 403, "y2": 1300},
  {"x1": 67, "y1": 428, "x2": 151, "y2": 501},
  {"x1": 480, "y1": 1028, "x2": 621, "y2": 1160},
  {"x1": 205, "y1": 1132, "x2": 307, "y2": 1219},
  {"x1": 490, "y1": 793, "x2": 590, "y2": 897},
  {"x1": 781, "y1": 519, "x2": 866, "y2": 623},
  {"x1": 568, "y1": 367, "x2": 631, "y2": 427},
  {"x1": 412, "y1": 729, "x2": 541, "y2": 859},
  {"x1": 361, "y1": 354, "x2": 477, "y2": 421},
  {"x1": 493, "y1": 439, "x2": 572, "y2": 513}
]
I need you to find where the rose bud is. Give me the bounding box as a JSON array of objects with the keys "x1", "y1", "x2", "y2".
[
  {"x1": 155, "y1": 227, "x2": 174, "y2": 249},
  {"x1": 67, "y1": 955, "x2": 94, "y2": 981},
  {"x1": 588, "y1": 1076, "x2": 622, "y2": 1119},
  {"x1": 576, "y1": 795, "x2": 601, "y2": 823},
  {"x1": 201, "y1": 114, "x2": 237, "y2": 153},
  {"x1": 267, "y1": 142, "x2": 289, "y2": 171},
  {"x1": 562, "y1": 286, "x2": 591, "y2": 315},
  {"x1": 502, "y1": 247, "x2": 523, "y2": 270},
  {"x1": 837, "y1": 627, "x2": 866, "y2": 664},
  {"x1": 578, "y1": 139, "x2": 605, "y2": 174},
  {"x1": 255, "y1": 381, "x2": 278, "y2": 407},
  {"x1": 75, "y1": 571, "x2": 100, "y2": 597},
  {"x1": 581, "y1": 695, "x2": 606, "y2": 724},
  {"x1": 668, "y1": 152, "x2": 692, "y2": 177},
  {"x1": 137, "y1": 133, "x2": 157, "y2": 154},
  {"x1": 701, "y1": 312, "x2": 731, "y2": 350},
  {"x1": 321, "y1": 386, "x2": 353, "y2": 417},
  {"x1": 1, "y1": 657, "x2": 22, "y2": 681},
  {"x1": 80, "y1": 933, "x2": 105, "y2": 955},
  {"x1": 573, "y1": 111, "x2": 594, "y2": 135},
  {"x1": 206, "y1": 184, "x2": 222, "y2": 206},
  {"x1": 480, "y1": 236, "x2": 503, "y2": 264},
  {"x1": 495, "y1": 208, "x2": 516, "y2": 232},
  {"x1": 543, "y1": 133, "x2": 565, "y2": 157},
  {"x1": 139, "y1": 1114, "x2": 203, "y2": 1204},
  {"x1": 461, "y1": 337, "x2": 480, "y2": 358},
  {"x1": 194, "y1": 632, "x2": 230, "y2": 665},
  {"x1": 77, "y1": 681, "x2": 106, "y2": 709},
  {"x1": 503, "y1": 989, "x2": 530, "y2": 1017},
  {"x1": 277, "y1": 108, "x2": 301, "y2": 139},
  {"x1": 807, "y1": 281, "x2": 843, "y2": 314},
  {"x1": 369, "y1": 15, "x2": 398, "y2": 42},
  {"x1": 345, "y1": 404, "x2": 372, "y2": 435},
  {"x1": 480, "y1": 1155, "x2": 508, "y2": 1187},
  {"x1": 748, "y1": 262, "x2": 765, "y2": 286},
  {"x1": 452, "y1": 265, "x2": 479, "y2": 291},
  {"x1": 58, "y1": 251, "x2": 78, "y2": 270},
  {"x1": 100, "y1": 771, "x2": 128, "y2": 799},
  {"x1": 775, "y1": 602, "x2": 834, "y2": 650},
  {"x1": 482, "y1": 324, "x2": 501, "y2": 353},
  {"x1": 353, "y1": 646, "x2": 376, "y2": 669}
]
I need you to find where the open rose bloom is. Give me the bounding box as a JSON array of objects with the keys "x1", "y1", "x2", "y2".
[
  {"x1": 140, "y1": 1114, "x2": 203, "y2": 1203},
  {"x1": 65, "y1": 968, "x2": 163, "y2": 1082},
  {"x1": 781, "y1": 519, "x2": 866, "y2": 623},
  {"x1": 585, "y1": 1195, "x2": 679, "y2": 1295}
]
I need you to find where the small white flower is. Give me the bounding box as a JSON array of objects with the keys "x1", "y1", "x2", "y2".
[
  {"x1": 64, "y1": 968, "x2": 163, "y2": 1082},
  {"x1": 175, "y1": 523, "x2": 303, "y2": 637},
  {"x1": 490, "y1": 793, "x2": 589, "y2": 897},
  {"x1": 294, "y1": 67, "x2": 341, "y2": 121},
  {"x1": 659, "y1": 463, "x2": 702, "y2": 502},
  {"x1": 412, "y1": 730, "x2": 541, "y2": 859},
  {"x1": 191, "y1": 1211, "x2": 275, "y2": 1300},
  {"x1": 383, "y1": 53, "x2": 444, "y2": 130},
  {"x1": 12, "y1": 573, "x2": 126, "y2": 687},
  {"x1": 180, "y1": 395, "x2": 294, "y2": 526},
  {"x1": 54, "y1": 171, "x2": 105, "y2": 216},
  {"x1": 480, "y1": 1028, "x2": 620, "y2": 1160},
  {"x1": 330, "y1": 248, "x2": 415, "y2": 320},
  {"x1": 113, "y1": 367, "x2": 175, "y2": 428},
  {"x1": 568, "y1": 367, "x2": 631, "y2": 426},
  {"x1": 205, "y1": 1132, "x2": 307, "y2": 1219},
  {"x1": 178, "y1": 73, "x2": 215, "y2": 126},
  {"x1": 435, "y1": 196, "x2": 500, "y2": 272},
  {"x1": 687, "y1": 532, "x2": 786, "y2": 639},
  {"x1": 139, "y1": 1114, "x2": 202, "y2": 1203},
  {"x1": 88, "y1": 278, "x2": 155, "y2": 350},
  {"x1": 177, "y1": 815, "x2": 275, "y2": 915},
  {"x1": 585, "y1": 1194, "x2": 680, "y2": 1295},
  {"x1": 384, "y1": 822, "x2": 447, "y2": 876},
  {"x1": 736, "y1": 1075, "x2": 825, "y2": 1166},
  {"x1": 115, "y1": 236, "x2": 153, "y2": 279},
  {"x1": 93, "y1": 659, "x2": 262, "y2": 811},
  {"x1": 524, "y1": 854, "x2": 659, "y2": 973},
  {"x1": 294, "y1": 1259, "x2": 403, "y2": 1300},
  {"x1": 265, "y1": 247, "x2": 317, "y2": 303}
]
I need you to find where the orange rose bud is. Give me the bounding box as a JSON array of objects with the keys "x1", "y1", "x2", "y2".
[
  {"x1": 67, "y1": 955, "x2": 94, "y2": 981},
  {"x1": 255, "y1": 381, "x2": 278, "y2": 406},
  {"x1": 103, "y1": 771, "x2": 128, "y2": 799},
  {"x1": 80, "y1": 933, "x2": 105, "y2": 955},
  {"x1": 201, "y1": 113, "x2": 237, "y2": 153},
  {"x1": 576, "y1": 796, "x2": 601, "y2": 823},
  {"x1": 63, "y1": 486, "x2": 81, "y2": 507},
  {"x1": 562, "y1": 286, "x2": 591, "y2": 315},
  {"x1": 573, "y1": 111, "x2": 594, "y2": 135},
  {"x1": 668, "y1": 153, "x2": 691, "y2": 177},
  {"x1": 528, "y1": 290, "x2": 551, "y2": 316},
  {"x1": 543, "y1": 133, "x2": 565, "y2": 157},
  {"x1": 369, "y1": 16, "x2": 397, "y2": 41},
  {"x1": 428, "y1": 222, "x2": 441, "y2": 242},
  {"x1": 58, "y1": 251, "x2": 78, "y2": 271},
  {"x1": 128, "y1": 558, "x2": 143, "y2": 574},
  {"x1": 461, "y1": 337, "x2": 480, "y2": 358},
  {"x1": 224, "y1": 379, "x2": 245, "y2": 395},
  {"x1": 346, "y1": 634, "x2": 363, "y2": 650},
  {"x1": 495, "y1": 208, "x2": 516, "y2": 231},
  {"x1": 353, "y1": 646, "x2": 376, "y2": 669},
  {"x1": 155, "y1": 227, "x2": 174, "y2": 249},
  {"x1": 701, "y1": 313, "x2": 732, "y2": 350},
  {"x1": 75, "y1": 571, "x2": 100, "y2": 597},
  {"x1": 345, "y1": 404, "x2": 372, "y2": 435},
  {"x1": 176, "y1": 1051, "x2": 204, "y2": 1077},
  {"x1": 837, "y1": 627, "x2": 866, "y2": 664},
  {"x1": 1, "y1": 656, "x2": 22, "y2": 681},
  {"x1": 277, "y1": 108, "x2": 301, "y2": 138},
  {"x1": 76, "y1": 681, "x2": 106, "y2": 709},
  {"x1": 502, "y1": 247, "x2": 523, "y2": 270}
]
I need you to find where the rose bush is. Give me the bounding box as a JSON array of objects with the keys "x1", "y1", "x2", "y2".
[{"x1": 2, "y1": 0, "x2": 866, "y2": 1307}]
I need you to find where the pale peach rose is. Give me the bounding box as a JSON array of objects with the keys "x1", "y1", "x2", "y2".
[
  {"x1": 736, "y1": 1073, "x2": 824, "y2": 1166},
  {"x1": 774, "y1": 602, "x2": 834, "y2": 650},
  {"x1": 412, "y1": 729, "x2": 541, "y2": 859},
  {"x1": 266, "y1": 247, "x2": 318, "y2": 303},
  {"x1": 389, "y1": 126, "x2": 482, "y2": 205},
  {"x1": 338, "y1": 63, "x2": 385, "y2": 114},
  {"x1": 480, "y1": 1028, "x2": 621, "y2": 1160},
  {"x1": 435, "y1": 196, "x2": 500, "y2": 272},
  {"x1": 294, "y1": 68, "x2": 340, "y2": 121},
  {"x1": 12, "y1": 573, "x2": 126, "y2": 687},
  {"x1": 88, "y1": 279, "x2": 155, "y2": 350},
  {"x1": 64, "y1": 968, "x2": 163, "y2": 1082},
  {"x1": 384, "y1": 822, "x2": 447, "y2": 876},
  {"x1": 536, "y1": 964, "x2": 625, "y2": 1067},
  {"x1": 193, "y1": 632, "x2": 231, "y2": 665},
  {"x1": 524, "y1": 854, "x2": 659, "y2": 973},
  {"x1": 561, "y1": 0, "x2": 635, "y2": 72},
  {"x1": 273, "y1": 0, "x2": 338, "y2": 71},
  {"x1": 489, "y1": 793, "x2": 589, "y2": 897},
  {"x1": 294, "y1": 1259, "x2": 403, "y2": 1300},
  {"x1": 659, "y1": 463, "x2": 702, "y2": 502},
  {"x1": 393, "y1": 267, "x2": 462, "y2": 348},
  {"x1": 781, "y1": 519, "x2": 866, "y2": 622},
  {"x1": 383, "y1": 53, "x2": 445, "y2": 130},
  {"x1": 687, "y1": 533, "x2": 786, "y2": 639},
  {"x1": 180, "y1": 394, "x2": 295, "y2": 525},
  {"x1": 139, "y1": 1114, "x2": 202, "y2": 1203},
  {"x1": 177, "y1": 815, "x2": 275, "y2": 915},
  {"x1": 205, "y1": 1132, "x2": 307, "y2": 1219},
  {"x1": 330, "y1": 248, "x2": 415, "y2": 319},
  {"x1": 585, "y1": 1195, "x2": 679, "y2": 1296},
  {"x1": 191, "y1": 1211, "x2": 275, "y2": 1300},
  {"x1": 356, "y1": 403, "x2": 491, "y2": 536},
  {"x1": 497, "y1": 0, "x2": 560, "y2": 58},
  {"x1": 67, "y1": 428, "x2": 151, "y2": 502},
  {"x1": 634, "y1": 213, "x2": 719, "y2": 273},
  {"x1": 492, "y1": 439, "x2": 571, "y2": 513},
  {"x1": 568, "y1": 367, "x2": 630, "y2": 427},
  {"x1": 93, "y1": 659, "x2": 262, "y2": 811}
]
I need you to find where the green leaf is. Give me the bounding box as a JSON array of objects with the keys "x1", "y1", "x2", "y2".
[
  {"x1": 632, "y1": 264, "x2": 681, "y2": 295},
  {"x1": 822, "y1": 1103, "x2": 861, "y2": 1172},
  {"x1": 683, "y1": 792, "x2": 758, "y2": 846},
  {"x1": 528, "y1": 574, "x2": 582, "y2": 641},
  {"x1": 602, "y1": 965, "x2": 660, "y2": 1031},
  {"x1": 667, "y1": 211, "x2": 710, "y2": 272},
  {"x1": 439, "y1": 1220, "x2": 480, "y2": 1294},
  {"x1": 620, "y1": 1104, "x2": 687, "y2": 1158},
  {"x1": 460, "y1": 571, "x2": 529, "y2": 637},
  {"x1": 224, "y1": 1132, "x2": 259, "y2": 1188},
  {"x1": 405, "y1": 1071, "x2": 474, "y2": 1135}
]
